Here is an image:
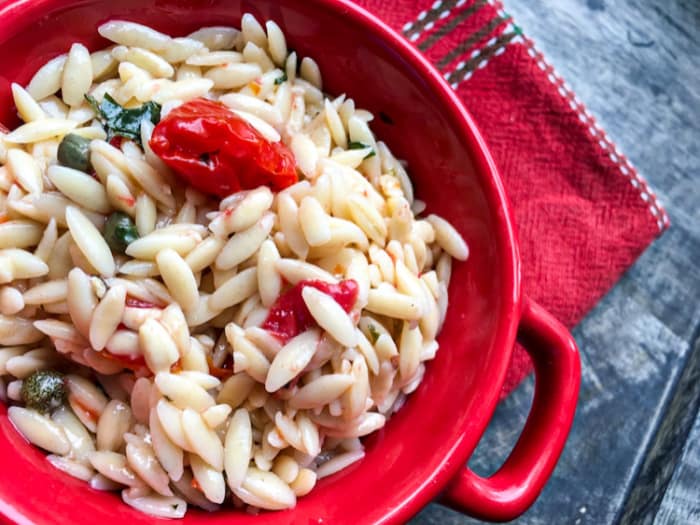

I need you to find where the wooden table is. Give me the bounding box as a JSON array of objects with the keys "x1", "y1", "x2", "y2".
[{"x1": 413, "y1": 0, "x2": 700, "y2": 523}]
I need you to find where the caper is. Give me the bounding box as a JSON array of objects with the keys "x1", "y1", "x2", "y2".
[
  {"x1": 21, "y1": 370, "x2": 66, "y2": 413},
  {"x1": 104, "y1": 212, "x2": 139, "y2": 254},
  {"x1": 57, "y1": 133, "x2": 92, "y2": 172}
]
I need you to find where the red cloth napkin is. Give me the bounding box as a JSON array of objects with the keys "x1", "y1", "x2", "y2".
[{"x1": 353, "y1": 0, "x2": 670, "y2": 395}]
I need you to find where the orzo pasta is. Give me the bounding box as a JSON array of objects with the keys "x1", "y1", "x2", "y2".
[{"x1": 0, "y1": 14, "x2": 468, "y2": 518}]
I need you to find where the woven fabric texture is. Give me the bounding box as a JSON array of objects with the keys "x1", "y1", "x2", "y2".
[{"x1": 353, "y1": 0, "x2": 669, "y2": 395}]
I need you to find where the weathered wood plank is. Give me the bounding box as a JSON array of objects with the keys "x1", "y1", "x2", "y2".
[
  {"x1": 621, "y1": 332, "x2": 700, "y2": 524},
  {"x1": 654, "y1": 392, "x2": 700, "y2": 525}
]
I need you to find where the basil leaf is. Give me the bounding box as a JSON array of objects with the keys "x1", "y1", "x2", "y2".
[
  {"x1": 274, "y1": 72, "x2": 288, "y2": 85},
  {"x1": 85, "y1": 93, "x2": 161, "y2": 145},
  {"x1": 348, "y1": 141, "x2": 376, "y2": 159}
]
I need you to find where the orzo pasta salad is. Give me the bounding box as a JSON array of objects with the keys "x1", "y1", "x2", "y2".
[{"x1": 0, "y1": 14, "x2": 468, "y2": 518}]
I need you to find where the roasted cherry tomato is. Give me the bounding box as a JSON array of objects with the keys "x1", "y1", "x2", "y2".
[
  {"x1": 149, "y1": 98, "x2": 297, "y2": 197},
  {"x1": 263, "y1": 279, "x2": 359, "y2": 343}
]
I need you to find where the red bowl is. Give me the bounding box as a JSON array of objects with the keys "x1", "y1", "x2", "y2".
[{"x1": 0, "y1": 1, "x2": 580, "y2": 523}]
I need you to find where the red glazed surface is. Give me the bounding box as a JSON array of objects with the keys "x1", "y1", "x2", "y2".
[{"x1": 0, "y1": 1, "x2": 580, "y2": 523}]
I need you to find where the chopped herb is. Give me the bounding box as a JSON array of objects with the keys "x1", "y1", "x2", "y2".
[
  {"x1": 367, "y1": 323, "x2": 381, "y2": 344},
  {"x1": 274, "y1": 72, "x2": 288, "y2": 85},
  {"x1": 104, "y1": 212, "x2": 139, "y2": 254},
  {"x1": 85, "y1": 93, "x2": 161, "y2": 146},
  {"x1": 348, "y1": 141, "x2": 376, "y2": 159}
]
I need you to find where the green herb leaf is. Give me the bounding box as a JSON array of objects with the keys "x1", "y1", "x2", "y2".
[
  {"x1": 85, "y1": 93, "x2": 161, "y2": 145},
  {"x1": 367, "y1": 323, "x2": 381, "y2": 344},
  {"x1": 348, "y1": 141, "x2": 376, "y2": 159},
  {"x1": 274, "y1": 72, "x2": 288, "y2": 85}
]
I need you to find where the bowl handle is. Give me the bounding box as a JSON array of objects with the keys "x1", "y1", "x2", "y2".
[{"x1": 440, "y1": 296, "x2": 580, "y2": 522}]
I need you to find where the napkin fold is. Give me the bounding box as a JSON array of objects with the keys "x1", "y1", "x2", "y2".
[{"x1": 354, "y1": 0, "x2": 669, "y2": 395}]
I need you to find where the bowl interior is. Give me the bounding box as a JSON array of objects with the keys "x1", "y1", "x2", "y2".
[{"x1": 0, "y1": 1, "x2": 519, "y2": 523}]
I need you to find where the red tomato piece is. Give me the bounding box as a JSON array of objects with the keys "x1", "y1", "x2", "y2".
[
  {"x1": 207, "y1": 354, "x2": 234, "y2": 380},
  {"x1": 98, "y1": 350, "x2": 148, "y2": 374},
  {"x1": 262, "y1": 279, "x2": 359, "y2": 343},
  {"x1": 149, "y1": 98, "x2": 298, "y2": 197}
]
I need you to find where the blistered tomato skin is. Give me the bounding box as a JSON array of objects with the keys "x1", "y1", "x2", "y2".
[
  {"x1": 149, "y1": 98, "x2": 298, "y2": 197},
  {"x1": 263, "y1": 279, "x2": 359, "y2": 343}
]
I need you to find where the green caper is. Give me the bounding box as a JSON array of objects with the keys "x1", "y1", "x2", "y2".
[
  {"x1": 57, "y1": 133, "x2": 93, "y2": 172},
  {"x1": 21, "y1": 370, "x2": 66, "y2": 412},
  {"x1": 104, "y1": 212, "x2": 139, "y2": 254}
]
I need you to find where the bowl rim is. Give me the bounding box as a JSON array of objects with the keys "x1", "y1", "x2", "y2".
[
  {"x1": 0, "y1": 0, "x2": 522, "y2": 523},
  {"x1": 329, "y1": 2, "x2": 522, "y2": 521}
]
